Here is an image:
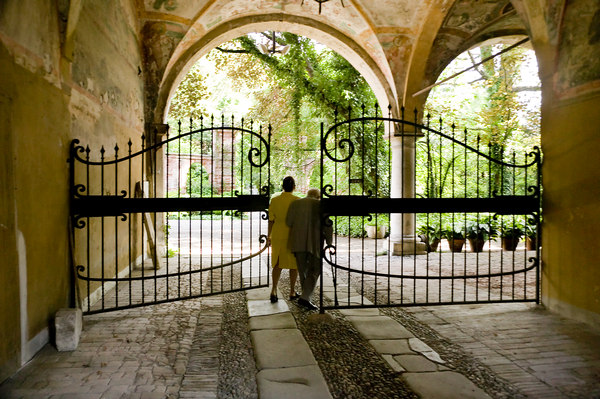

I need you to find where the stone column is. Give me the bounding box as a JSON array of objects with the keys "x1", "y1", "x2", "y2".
[{"x1": 389, "y1": 135, "x2": 427, "y2": 255}]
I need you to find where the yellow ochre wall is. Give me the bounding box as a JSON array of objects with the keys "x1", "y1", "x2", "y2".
[
  {"x1": 541, "y1": 93, "x2": 600, "y2": 326},
  {"x1": 0, "y1": 0, "x2": 144, "y2": 380}
]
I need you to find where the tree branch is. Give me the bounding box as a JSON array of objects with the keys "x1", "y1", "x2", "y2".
[
  {"x1": 215, "y1": 47, "x2": 250, "y2": 54},
  {"x1": 467, "y1": 50, "x2": 490, "y2": 80},
  {"x1": 513, "y1": 85, "x2": 541, "y2": 92}
]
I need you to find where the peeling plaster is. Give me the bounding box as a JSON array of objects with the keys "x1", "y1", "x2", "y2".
[{"x1": 555, "y1": 1, "x2": 600, "y2": 97}]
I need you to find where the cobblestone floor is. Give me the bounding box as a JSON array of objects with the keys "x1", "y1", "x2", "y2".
[{"x1": 2, "y1": 225, "x2": 599, "y2": 398}]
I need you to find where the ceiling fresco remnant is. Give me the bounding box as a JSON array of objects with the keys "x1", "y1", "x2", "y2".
[
  {"x1": 556, "y1": 1, "x2": 600, "y2": 97},
  {"x1": 131, "y1": 0, "x2": 599, "y2": 121},
  {"x1": 424, "y1": 0, "x2": 527, "y2": 87}
]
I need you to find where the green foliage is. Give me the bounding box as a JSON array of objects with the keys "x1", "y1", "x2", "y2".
[
  {"x1": 332, "y1": 216, "x2": 366, "y2": 238},
  {"x1": 331, "y1": 214, "x2": 389, "y2": 238},
  {"x1": 417, "y1": 213, "x2": 502, "y2": 241},
  {"x1": 206, "y1": 33, "x2": 378, "y2": 192},
  {"x1": 423, "y1": 45, "x2": 541, "y2": 197},
  {"x1": 166, "y1": 248, "x2": 178, "y2": 258},
  {"x1": 500, "y1": 217, "x2": 525, "y2": 238},
  {"x1": 167, "y1": 63, "x2": 210, "y2": 123},
  {"x1": 186, "y1": 163, "x2": 215, "y2": 197},
  {"x1": 465, "y1": 218, "x2": 498, "y2": 240}
]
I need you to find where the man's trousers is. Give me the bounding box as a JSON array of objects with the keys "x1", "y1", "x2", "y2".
[{"x1": 294, "y1": 252, "x2": 321, "y2": 301}]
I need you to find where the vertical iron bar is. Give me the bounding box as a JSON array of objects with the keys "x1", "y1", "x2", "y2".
[
  {"x1": 165, "y1": 129, "x2": 170, "y2": 298},
  {"x1": 114, "y1": 144, "x2": 119, "y2": 309},
  {"x1": 86, "y1": 146, "x2": 91, "y2": 312},
  {"x1": 128, "y1": 140, "x2": 132, "y2": 307},
  {"x1": 400, "y1": 106, "x2": 405, "y2": 304},
  {"x1": 141, "y1": 135, "x2": 146, "y2": 305},
  {"x1": 319, "y1": 122, "x2": 324, "y2": 312},
  {"x1": 361, "y1": 105, "x2": 365, "y2": 305},
  {"x1": 425, "y1": 115, "x2": 431, "y2": 303},
  {"x1": 413, "y1": 109, "x2": 417, "y2": 303},
  {"x1": 438, "y1": 119, "x2": 443, "y2": 303},
  {"x1": 153, "y1": 131, "x2": 158, "y2": 303},
  {"x1": 374, "y1": 104, "x2": 379, "y2": 305},
  {"x1": 189, "y1": 117, "x2": 193, "y2": 298},
  {"x1": 347, "y1": 106, "x2": 351, "y2": 306},
  {"x1": 387, "y1": 111, "x2": 391, "y2": 305},
  {"x1": 221, "y1": 115, "x2": 225, "y2": 293},
  {"x1": 476, "y1": 136, "x2": 481, "y2": 302},
  {"x1": 450, "y1": 125, "x2": 455, "y2": 303},
  {"x1": 512, "y1": 152, "x2": 517, "y2": 300},
  {"x1": 210, "y1": 116, "x2": 215, "y2": 294},
  {"x1": 463, "y1": 128, "x2": 467, "y2": 302},
  {"x1": 488, "y1": 144, "x2": 492, "y2": 301},
  {"x1": 177, "y1": 121, "x2": 182, "y2": 299},
  {"x1": 536, "y1": 148, "x2": 541, "y2": 303},
  {"x1": 200, "y1": 117, "x2": 204, "y2": 296},
  {"x1": 100, "y1": 146, "x2": 105, "y2": 311},
  {"x1": 523, "y1": 151, "x2": 528, "y2": 300},
  {"x1": 233, "y1": 120, "x2": 238, "y2": 290}
]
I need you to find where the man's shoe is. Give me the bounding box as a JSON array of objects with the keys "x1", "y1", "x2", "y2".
[{"x1": 298, "y1": 298, "x2": 318, "y2": 310}]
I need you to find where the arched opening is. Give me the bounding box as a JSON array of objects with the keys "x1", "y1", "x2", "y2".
[
  {"x1": 155, "y1": 15, "x2": 398, "y2": 124},
  {"x1": 417, "y1": 36, "x2": 541, "y2": 252}
]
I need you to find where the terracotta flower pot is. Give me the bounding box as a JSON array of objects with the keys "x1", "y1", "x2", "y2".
[
  {"x1": 501, "y1": 237, "x2": 520, "y2": 251},
  {"x1": 448, "y1": 238, "x2": 465, "y2": 253},
  {"x1": 468, "y1": 238, "x2": 485, "y2": 252},
  {"x1": 526, "y1": 237, "x2": 537, "y2": 250}
]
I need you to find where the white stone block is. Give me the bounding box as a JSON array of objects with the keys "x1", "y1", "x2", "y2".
[{"x1": 55, "y1": 308, "x2": 82, "y2": 351}]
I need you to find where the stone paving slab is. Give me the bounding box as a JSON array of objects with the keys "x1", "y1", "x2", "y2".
[
  {"x1": 248, "y1": 311, "x2": 297, "y2": 330},
  {"x1": 256, "y1": 365, "x2": 333, "y2": 399},
  {"x1": 394, "y1": 354, "x2": 439, "y2": 372},
  {"x1": 245, "y1": 286, "x2": 272, "y2": 300},
  {"x1": 250, "y1": 328, "x2": 317, "y2": 370},
  {"x1": 247, "y1": 298, "x2": 289, "y2": 317},
  {"x1": 337, "y1": 307, "x2": 381, "y2": 316},
  {"x1": 403, "y1": 371, "x2": 492, "y2": 399},
  {"x1": 346, "y1": 315, "x2": 414, "y2": 340},
  {"x1": 369, "y1": 339, "x2": 413, "y2": 354}
]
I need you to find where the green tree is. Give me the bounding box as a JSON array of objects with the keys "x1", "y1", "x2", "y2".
[
  {"x1": 167, "y1": 63, "x2": 211, "y2": 123},
  {"x1": 209, "y1": 32, "x2": 381, "y2": 194}
]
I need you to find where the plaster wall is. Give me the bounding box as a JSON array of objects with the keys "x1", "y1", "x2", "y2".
[
  {"x1": 541, "y1": 92, "x2": 600, "y2": 327},
  {"x1": 534, "y1": 0, "x2": 600, "y2": 328},
  {"x1": 0, "y1": 0, "x2": 145, "y2": 379},
  {"x1": 0, "y1": 45, "x2": 21, "y2": 383}
]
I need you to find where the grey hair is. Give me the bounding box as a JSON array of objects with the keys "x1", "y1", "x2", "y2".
[{"x1": 306, "y1": 188, "x2": 320, "y2": 199}]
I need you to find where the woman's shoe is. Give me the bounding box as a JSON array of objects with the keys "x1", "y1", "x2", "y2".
[
  {"x1": 289, "y1": 292, "x2": 300, "y2": 300},
  {"x1": 270, "y1": 294, "x2": 278, "y2": 303}
]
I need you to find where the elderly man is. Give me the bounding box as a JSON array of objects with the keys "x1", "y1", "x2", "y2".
[{"x1": 286, "y1": 188, "x2": 332, "y2": 310}]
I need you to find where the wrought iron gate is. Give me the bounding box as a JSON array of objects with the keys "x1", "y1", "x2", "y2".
[
  {"x1": 70, "y1": 117, "x2": 271, "y2": 314},
  {"x1": 319, "y1": 106, "x2": 541, "y2": 310}
]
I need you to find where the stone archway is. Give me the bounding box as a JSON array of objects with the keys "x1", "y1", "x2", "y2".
[{"x1": 151, "y1": 14, "x2": 400, "y2": 124}]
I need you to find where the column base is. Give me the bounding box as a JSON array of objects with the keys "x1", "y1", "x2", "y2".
[{"x1": 391, "y1": 236, "x2": 428, "y2": 256}]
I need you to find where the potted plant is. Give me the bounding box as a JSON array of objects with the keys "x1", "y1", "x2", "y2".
[
  {"x1": 500, "y1": 221, "x2": 524, "y2": 251},
  {"x1": 443, "y1": 228, "x2": 466, "y2": 253},
  {"x1": 465, "y1": 220, "x2": 498, "y2": 252},
  {"x1": 525, "y1": 224, "x2": 538, "y2": 250},
  {"x1": 417, "y1": 225, "x2": 442, "y2": 252}
]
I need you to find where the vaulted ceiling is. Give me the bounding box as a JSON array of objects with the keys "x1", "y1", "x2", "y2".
[{"x1": 134, "y1": 0, "x2": 528, "y2": 119}]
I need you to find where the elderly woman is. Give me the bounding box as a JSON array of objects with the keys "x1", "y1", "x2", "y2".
[{"x1": 267, "y1": 176, "x2": 299, "y2": 302}]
